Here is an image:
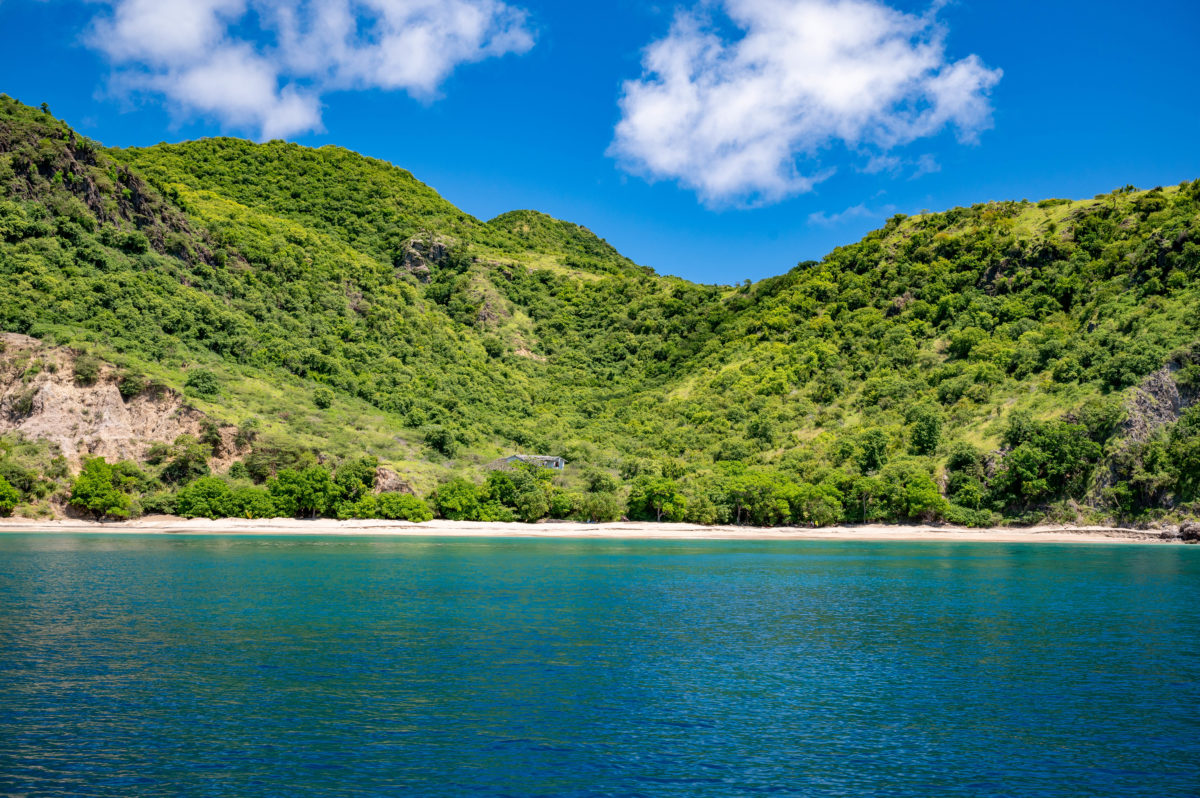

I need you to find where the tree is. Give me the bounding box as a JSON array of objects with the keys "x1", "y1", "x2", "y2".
[
  {"x1": 160, "y1": 435, "x2": 211, "y2": 484},
  {"x1": 376, "y1": 493, "x2": 433, "y2": 522},
  {"x1": 69, "y1": 458, "x2": 132, "y2": 520},
  {"x1": 230, "y1": 486, "x2": 277, "y2": 519},
  {"x1": 581, "y1": 491, "x2": 622, "y2": 522},
  {"x1": 907, "y1": 405, "x2": 942, "y2": 455},
  {"x1": 268, "y1": 466, "x2": 339, "y2": 518},
  {"x1": 856, "y1": 428, "x2": 890, "y2": 474},
  {"x1": 423, "y1": 425, "x2": 458, "y2": 457},
  {"x1": 784, "y1": 482, "x2": 843, "y2": 527},
  {"x1": 582, "y1": 468, "x2": 620, "y2": 494},
  {"x1": 514, "y1": 488, "x2": 549, "y2": 522},
  {"x1": 185, "y1": 369, "x2": 220, "y2": 397},
  {"x1": 433, "y1": 478, "x2": 481, "y2": 520},
  {"x1": 175, "y1": 477, "x2": 235, "y2": 519},
  {"x1": 334, "y1": 457, "x2": 378, "y2": 503},
  {"x1": 627, "y1": 476, "x2": 686, "y2": 522},
  {"x1": 0, "y1": 476, "x2": 18, "y2": 516},
  {"x1": 484, "y1": 470, "x2": 517, "y2": 506}
]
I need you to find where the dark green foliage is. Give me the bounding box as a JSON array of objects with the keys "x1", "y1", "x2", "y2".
[
  {"x1": 856, "y1": 429, "x2": 890, "y2": 474},
  {"x1": 269, "y1": 466, "x2": 340, "y2": 518},
  {"x1": 175, "y1": 476, "x2": 235, "y2": 519},
  {"x1": 423, "y1": 425, "x2": 458, "y2": 457},
  {"x1": 432, "y1": 477, "x2": 481, "y2": 520},
  {"x1": 69, "y1": 458, "x2": 132, "y2": 520},
  {"x1": 334, "y1": 456, "x2": 377, "y2": 503},
  {"x1": 0, "y1": 475, "x2": 17, "y2": 515},
  {"x1": 340, "y1": 492, "x2": 432, "y2": 521},
  {"x1": 230, "y1": 486, "x2": 278, "y2": 519},
  {"x1": 582, "y1": 467, "x2": 619, "y2": 494},
  {"x1": 907, "y1": 405, "x2": 942, "y2": 455},
  {"x1": 117, "y1": 371, "x2": 147, "y2": 400},
  {"x1": 73, "y1": 353, "x2": 100, "y2": 386},
  {"x1": 314, "y1": 387, "x2": 333, "y2": 409},
  {"x1": 184, "y1": 370, "x2": 219, "y2": 398},
  {"x1": 1104, "y1": 405, "x2": 1200, "y2": 514},
  {"x1": 159, "y1": 435, "x2": 211, "y2": 484},
  {"x1": 581, "y1": 491, "x2": 623, "y2": 522},
  {"x1": 627, "y1": 476, "x2": 687, "y2": 522},
  {"x1": 992, "y1": 414, "x2": 1101, "y2": 509},
  {"x1": 199, "y1": 420, "x2": 222, "y2": 455}
]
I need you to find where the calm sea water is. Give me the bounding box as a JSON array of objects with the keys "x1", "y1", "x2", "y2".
[{"x1": 0, "y1": 534, "x2": 1197, "y2": 797}]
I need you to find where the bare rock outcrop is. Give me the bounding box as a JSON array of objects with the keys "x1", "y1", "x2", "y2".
[
  {"x1": 1089, "y1": 367, "x2": 1192, "y2": 502},
  {"x1": 397, "y1": 235, "x2": 455, "y2": 282},
  {"x1": 374, "y1": 466, "x2": 415, "y2": 495},
  {"x1": 1121, "y1": 368, "x2": 1183, "y2": 444},
  {"x1": 0, "y1": 333, "x2": 239, "y2": 467}
]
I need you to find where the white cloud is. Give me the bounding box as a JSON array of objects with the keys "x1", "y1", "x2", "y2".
[
  {"x1": 83, "y1": 0, "x2": 535, "y2": 138},
  {"x1": 611, "y1": 0, "x2": 1002, "y2": 206},
  {"x1": 808, "y1": 202, "x2": 896, "y2": 227}
]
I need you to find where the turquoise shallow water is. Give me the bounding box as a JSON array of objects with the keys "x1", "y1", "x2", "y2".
[{"x1": 0, "y1": 535, "x2": 1197, "y2": 797}]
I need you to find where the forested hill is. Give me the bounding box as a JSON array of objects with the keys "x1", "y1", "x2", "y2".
[{"x1": 1, "y1": 94, "x2": 1198, "y2": 527}]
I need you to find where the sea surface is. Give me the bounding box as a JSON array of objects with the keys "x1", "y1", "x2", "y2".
[{"x1": 0, "y1": 534, "x2": 1197, "y2": 797}]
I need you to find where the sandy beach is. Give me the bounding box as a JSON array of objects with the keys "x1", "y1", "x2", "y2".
[{"x1": 0, "y1": 516, "x2": 1183, "y2": 543}]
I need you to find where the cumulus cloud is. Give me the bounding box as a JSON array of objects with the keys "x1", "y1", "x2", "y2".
[
  {"x1": 610, "y1": 0, "x2": 1002, "y2": 206},
  {"x1": 84, "y1": 0, "x2": 535, "y2": 138}
]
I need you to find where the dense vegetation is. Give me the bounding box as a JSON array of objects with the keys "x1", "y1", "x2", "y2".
[{"x1": 1, "y1": 95, "x2": 1197, "y2": 526}]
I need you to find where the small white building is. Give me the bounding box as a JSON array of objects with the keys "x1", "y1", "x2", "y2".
[{"x1": 486, "y1": 454, "x2": 566, "y2": 472}]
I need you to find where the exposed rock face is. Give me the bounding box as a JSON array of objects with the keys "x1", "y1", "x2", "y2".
[
  {"x1": 397, "y1": 235, "x2": 453, "y2": 282},
  {"x1": 1122, "y1": 368, "x2": 1184, "y2": 444},
  {"x1": 1089, "y1": 367, "x2": 1191, "y2": 502},
  {"x1": 1180, "y1": 521, "x2": 1200, "y2": 543},
  {"x1": 0, "y1": 333, "x2": 239, "y2": 467},
  {"x1": 374, "y1": 466, "x2": 415, "y2": 495}
]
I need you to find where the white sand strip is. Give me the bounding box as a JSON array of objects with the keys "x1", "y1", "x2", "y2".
[{"x1": 0, "y1": 516, "x2": 1181, "y2": 543}]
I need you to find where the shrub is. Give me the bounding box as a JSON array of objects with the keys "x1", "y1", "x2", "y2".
[
  {"x1": 314, "y1": 387, "x2": 333, "y2": 409},
  {"x1": 140, "y1": 491, "x2": 177, "y2": 516},
  {"x1": 433, "y1": 477, "x2": 481, "y2": 520},
  {"x1": 0, "y1": 476, "x2": 18, "y2": 516},
  {"x1": 184, "y1": 369, "x2": 220, "y2": 397},
  {"x1": 268, "y1": 466, "x2": 339, "y2": 518},
  {"x1": 423, "y1": 425, "x2": 458, "y2": 457},
  {"x1": 581, "y1": 491, "x2": 622, "y2": 522},
  {"x1": 159, "y1": 435, "x2": 211, "y2": 484},
  {"x1": 230, "y1": 486, "x2": 277, "y2": 519},
  {"x1": 73, "y1": 353, "x2": 101, "y2": 386},
  {"x1": 907, "y1": 405, "x2": 942, "y2": 455},
  {"x1": 334, "y1": 457, "x2": 377, "y2": 503},
  {"x1": 9, "y1": 388, "x2": 36, "y2": 418},
  {"x1": 175, "y1": 477, "x2": 234, "y2": 519},
  {"x1": 482, "y1": 335, "x2": 504, "y2": 358},
  {"x1": 475, "y1": 501, "x2": 517, "y2": 522},
  {"x1": 69, "y1": 458, "x2": 132, "y2": 520},
  {"x1": 117, "y1": 372, "x2": 147, "y2": 400},
  {"x1": 376, "y1": 493, "x2": 433, "y2": 522}
]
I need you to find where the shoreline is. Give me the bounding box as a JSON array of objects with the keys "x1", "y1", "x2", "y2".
[{"x1": 0, "y1": 517, "x2": 1183, "y2": 544}]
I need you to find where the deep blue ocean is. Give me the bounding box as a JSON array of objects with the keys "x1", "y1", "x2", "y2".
[{"x1": 1, "y1": 534, "x2": 1197, "y2": 796}]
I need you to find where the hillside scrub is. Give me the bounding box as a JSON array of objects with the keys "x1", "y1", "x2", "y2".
[{"x1": 1, "y1": 95, "x2": 1199, "y2": 525}]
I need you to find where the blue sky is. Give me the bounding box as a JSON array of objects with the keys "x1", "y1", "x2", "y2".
[{"x1": 1, "y1": 0, "x2": 1198, "y2": 284}]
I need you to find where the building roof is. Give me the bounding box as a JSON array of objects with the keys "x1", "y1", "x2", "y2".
[{"x1": 486, "y1": 454, "x2": 566, "y2": 470}]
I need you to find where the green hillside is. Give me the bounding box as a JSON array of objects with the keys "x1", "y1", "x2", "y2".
[{"x1": 1, "y1": 94, "x2": 1197, "y2": 526}]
